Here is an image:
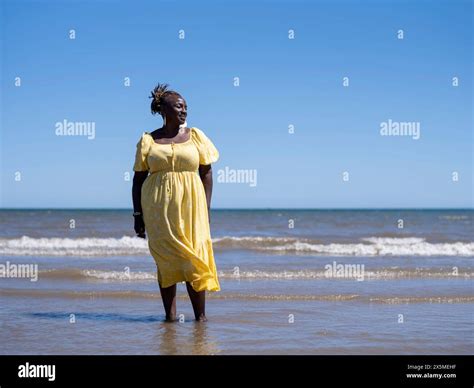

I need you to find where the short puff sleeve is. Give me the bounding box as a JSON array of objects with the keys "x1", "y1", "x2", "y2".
[
  {"x1": 133, "y1": 133, "x2": 152, "y2": 172},
  {"x1": 192, "y1": 127, "x2": 219, "y2": 165}
]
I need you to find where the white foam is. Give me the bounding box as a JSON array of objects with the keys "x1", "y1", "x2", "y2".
[
  {"x1": 83, "y1": 270, "x2": 156, "y2": 281},
  {"x1": 39, "y1": 268, "x2": 473, "y2": 281},
  {"x1": 361, "y1": 237, "x2": 426, "y2": 245},
  {"x1": 0, "y1": 236, "x2": 149, "y2": 256},
  {"x1": 1, "y1": 235, "x2": 473, "y2": 257},
  {"x1": 214, "y1": 236, "x2": 474, "y2": 256},
  {"x1": 264, "y1": 240, "x2": 474, "y2": 256}
]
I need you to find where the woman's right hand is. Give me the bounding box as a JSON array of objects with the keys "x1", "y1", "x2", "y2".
[{"x1": 134, "y1": 216, "x2": 146, "y2": 239}]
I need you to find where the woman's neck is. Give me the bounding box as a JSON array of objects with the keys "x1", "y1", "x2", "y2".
[{"x1": 160, "y1": 124, "x2": 183, "y2": 137}]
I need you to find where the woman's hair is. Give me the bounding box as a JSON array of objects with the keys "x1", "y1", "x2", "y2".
[{"x1": 149, "y1": 83, "x2": 182, "y2": 115}]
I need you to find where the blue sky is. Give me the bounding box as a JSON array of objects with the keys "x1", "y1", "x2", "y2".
[{"x1": 1, "y1": 0, "x2": 472, "y2": 208}]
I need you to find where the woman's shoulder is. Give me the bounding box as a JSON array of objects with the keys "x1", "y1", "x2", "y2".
[
  {"x1": 141, "y1": 131, "x2": 155, "y2": 141},
  {"x1": 190, "y1": 126, "x2": 211, "y2": 140},
  {"x1": 190, "y1": 127, "x2": 219, "y2": 164},
  {"x1": 138, "y1": 127, "x2": 209, "y2": 144},
  {"x1": 136, "y1": 131, "x2": 153, "y2": 149}
]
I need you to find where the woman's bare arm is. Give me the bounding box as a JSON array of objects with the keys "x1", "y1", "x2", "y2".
[
  {"x1": 199, "y1": 164, "x2": 213, "y2": 221},
  {"x1": 132, "y1": 171, "x2": 149, "y2": 237}
]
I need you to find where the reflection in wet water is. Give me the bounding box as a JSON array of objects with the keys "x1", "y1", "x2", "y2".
[{"x1": 153, "y1": 321, "x2": 221, "y2": 355}]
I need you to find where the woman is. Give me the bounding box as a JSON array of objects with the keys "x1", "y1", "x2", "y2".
[{"x1": 132, "y1": 83, "x2": 220, "y2": 322}]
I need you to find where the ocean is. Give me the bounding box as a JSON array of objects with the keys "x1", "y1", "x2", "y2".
[{"x1": 0, "y1": 209, "x2": 472, "y2": 354}]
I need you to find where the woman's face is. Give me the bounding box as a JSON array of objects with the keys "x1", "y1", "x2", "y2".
[{"x1": 163, "y1": 95, "x2": 187, "y2": 125}]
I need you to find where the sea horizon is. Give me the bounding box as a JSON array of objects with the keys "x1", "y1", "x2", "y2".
[{"x1": 1, "y1": 207, "x2": 473, "y2": 211}]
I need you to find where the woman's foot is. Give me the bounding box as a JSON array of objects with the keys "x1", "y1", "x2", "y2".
[
  {"x1": 159, "y1": 284, "x2": 177, "y2": 322},
  {"x1": 164, "y1": 314, "x2": 177, "y2": 322},
  {"x1": 185, "y1": 282, "x2": 207, "y2": 322}
]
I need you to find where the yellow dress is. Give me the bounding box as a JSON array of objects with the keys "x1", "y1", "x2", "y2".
[{"x1": 133, "y1": 127, "x2": 220, "y2": 292}]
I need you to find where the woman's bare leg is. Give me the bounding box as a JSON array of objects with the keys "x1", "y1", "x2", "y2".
[
  {"x1": 159, "y1": 283, "x2": 177, "y2": 322},
  {"x1": 185, "y1": 282, "x2": 207, "y2": 321}
]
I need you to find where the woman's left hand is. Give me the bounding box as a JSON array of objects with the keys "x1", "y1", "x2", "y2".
[{"x1": 134, "y1": 216, "x2": 146, "y2": 239}]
